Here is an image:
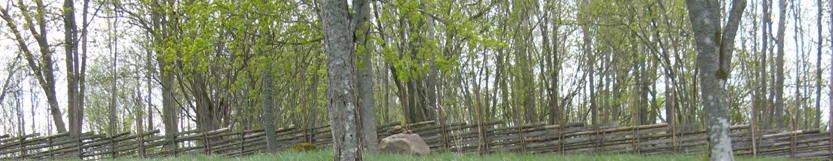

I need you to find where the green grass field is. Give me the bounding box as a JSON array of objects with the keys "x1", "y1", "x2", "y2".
[{"x1": 81, "y1": 150, "x2": 806, "y2": 161}]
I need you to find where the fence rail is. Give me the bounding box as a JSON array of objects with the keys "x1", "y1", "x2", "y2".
[{"x1": 0, "y1": 121, "x2": 830, "y2": 160}]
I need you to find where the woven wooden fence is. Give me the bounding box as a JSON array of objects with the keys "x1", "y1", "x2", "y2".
[{"x1": 1, "y1": 121, "x2": 831, "y2": 160}]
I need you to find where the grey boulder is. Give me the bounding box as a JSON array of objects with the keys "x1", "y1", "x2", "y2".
[{"x1": 379, "y1": 133, "x2": 430, "y2": 155}]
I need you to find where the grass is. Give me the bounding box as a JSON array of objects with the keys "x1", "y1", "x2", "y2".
[{"x1": 78, "y1": 150, "x2": 806, "y2": 161}]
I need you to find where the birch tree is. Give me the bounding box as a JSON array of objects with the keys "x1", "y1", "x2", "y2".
[
  {"x1": 685, "y1": 0, "x2": 746, "y2": 160},
  {"x1": 322, "y1": 0, "x2": 361, "y2": 160}
]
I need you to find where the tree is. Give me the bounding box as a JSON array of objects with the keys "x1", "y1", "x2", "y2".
[
  {"x1": 0, "y1": 54, "x2": 21, "y2": 103},
  {"x1": 108, "y1": 0, "x2": 119, "y2": 138},
  {"x1": 813, "y1": 0, "x2": 822, "y2": 128},
  {"x1": 829, "y1": 0, "x2": 833, "y2": 151},
  {"x1": 321, "y1": 0, "x2": 361, "y2": 160},
  {"x1": 353, "y1": 0, "x2": 378, "y2": 152},
  {"x1": 759, "y1": 0, "x2": 770, "y2": 130},
  {"x1": 773, "y1": 0, "x2": 787, "y2": 129},
  {"x1": 0, "y1": 0, "x2": 68, "y2": 133},
  {"x1": 685, "y1": 0, "x2": 746, "y2": 160},
  {"x1": 63, "y1": 0, "x2": 87, "y2": 138},
  {"x1": 262, "y1": 56, "x2": 277, "y2": 153},
  {"x1": 149, "y1": 0, "x2": 178, "y2": 150}
]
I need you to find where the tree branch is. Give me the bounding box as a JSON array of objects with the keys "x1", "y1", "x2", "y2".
[{"x1": 717, "y1": 0, "x2": 747, "y2": 79}]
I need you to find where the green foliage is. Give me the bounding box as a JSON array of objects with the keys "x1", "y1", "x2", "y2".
[{"x1": 10, "y1": 0, "x2": 817, "y2": 150}]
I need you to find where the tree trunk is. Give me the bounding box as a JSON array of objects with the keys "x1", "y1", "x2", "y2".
[
  {"x1": 666, "y1": 76, "x2": 674, "y2": 126},
  {"x1": 63, "y1": 0, "x2": 85, "y2": 137},
  {"x1": 192, "y1": 73, "x2": 218, "y2": 132},
  {"x1": 760, "y1": 0, "x2": 772, "y2": 130},
  {"x1": 581, "y1": 0, "x2": 595, "y2": 125},
  {"x1": 149, "y1": 0, "x2": 178, "y2": 150},
  {"x1": 773, "y1": 0, "x2": 787, "y2": 130},
  {"x1": 262, "y1": 62, "x2": 277, "y2": 153},
  {"x1": 159, "y1": 58, "x2": 177, "y2": 147},
  {"x1": 354, "y1": 0, "x2": 377, "y2": 152},
  {"x1": 322, "y1": 0, "x2": 362, "y2": 159},
  {"x1": 829, "y1": 0, "x2": 832, "y2": 154},
  {"x1": 108, "y1": 1, "x2": 119, "y2": 137},
  {"x1": 814, "y1": 0, "x2": 822, "y2": 128},
  {"x1": 640, "y1": 58, "x2": 649, "y2": 125},
  {"x1": 686, "y1": 0, "x2": 746, "y2": 160},
  {"x1": 307, "y1": 73, "x2": 320, "y2": 143},
  {"x1": 145, "y1": 35, "x2": 153, "y2": 132},
  {"x1": 78, "y1": 0, "x2": 89, "y2": 137}
]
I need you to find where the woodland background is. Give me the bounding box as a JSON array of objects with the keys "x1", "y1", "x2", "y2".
[{"x1": 0, "y1": 0, "x2": 831, "y2": 149}]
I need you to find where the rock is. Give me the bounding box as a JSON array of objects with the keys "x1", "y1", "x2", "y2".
[
  {"x1": 379, "y1": 133, "x2": 430, "y2": 155},
  {"x1": 386, "y1": 125, "x2": 412, "y2": 134}
]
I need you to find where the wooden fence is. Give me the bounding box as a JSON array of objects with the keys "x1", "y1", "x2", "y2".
[{"x1": 1, "y1": 121, "x2": 831, "y2": 160}]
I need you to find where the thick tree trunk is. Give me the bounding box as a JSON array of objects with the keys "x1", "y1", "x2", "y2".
[
  {"x1": 145, "y1": 35, "x2": 153, "y2": 133},
  {"x1": 353, "y1": 0, "x2": 377, "y2": 152},
  {"x1": 149, "y1": 0, "x2": 178, "y2": 151},
  {"x1": 686, "y1": 0, "x2": 746, "y2": 160},
  {"x1": 640, "y1": 60, "x2": 649, "y2": 125},
  {"x1": 581, "y1": 0, "x2": 595, "y2": 125},
  {"x1": 694, "y1": 17, "x2": 734, "y2": 161},
  {"x1": 322, "y1": 0, "x2": 362, "y2": 160},
  {"x1": 159, "y1": 59, "x2": 177, "y2": 149},
  {"x1": 109, "y1": 34, "x2": 118, "y2": 137},
  {"x1": 78, "y1": 0, "x2": 89, "y2": 137},
  {"x1": 760, "y1": 0, "x2": 772, "y2": 130},
  {"x1": 63, "y1": 0, "x2": 84, "y2": 137},
  {"x1": 306, "y1": 74, "x2": 320, "y2": 143},
  {"x1": 773, "y1": 0, "x2": 787, "y2": 130},
  {"x1": 193, "y1": 74, "x2": 218, "y2": 132},
  {"x1": 262, "y1": 64, "x2": 277, "y2": 153}
]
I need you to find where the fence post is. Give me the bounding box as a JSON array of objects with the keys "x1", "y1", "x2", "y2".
[
  {"x1": 139, "y1": 132, "x2": 146, "y2": 158},
  {"x1": 558, "y1": 124, "x2": 563, "y2": 154},
  {"x1": 173, "y1": 133, "x2": 178, "y2": 157},
  {"x1": 750, "y1": 115, "x2": 757, "y2": 158},
  {"x1": 672, "y1": 121, "x2": 677, "y2": 153},
  {"x1": 594, "y1": 126, "x2": 599, "y2": 154},
  {"x1": 791, "y1": 130, "x2": 796, "y2": 159},
  {"x1": 485, "y1": 124, "x2": 490, "y2": 154},
  {"x1": 518, "y1": 123, "x2": 526, "y2": 153},
  {"x1": 203, "y1": 131, "x2": 208, "y2": 155},
  {"x1": 111, "y1": 134, "x2": 118, "y2": 159},
  {"x1": 476, "y1": 119, "x2": 485, "y2": 154},
  {"x1": 239, "y1": 131, "x2": 245, "y2": 156},
  {"x1": 792, "y1": 110, "x2": 798, "y2": 159},
  {"x1": 18, "y1": 135, "x2": 25, "y2": 160},
  {"x1": 77, "y1": 136, "x2": 83, "y2": 159},
  {"x1": 631, "y1": 124, "x2": 636, "y2": 154},
  {"x1": 48, "y1": 136, "x2": 53, "y2": 158},
  {"x1": 439, "y1": 108, "x2": 448, "y2": 152}
]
